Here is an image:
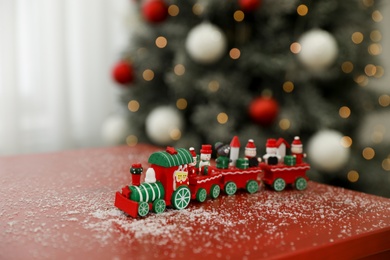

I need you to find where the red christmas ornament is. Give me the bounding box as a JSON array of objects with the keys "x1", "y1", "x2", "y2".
[
  {"x1": 239, "y1": 0, "x2": 261, "y2": 12},
  {"x1": 112, "y1": 61, "x2": 134, "y2": 85},
  {"x1": 142, "y1": 0, "x2": 168, "y2": 23},
  {"x1": 248, "y1": 97, "x2": 279, "y2": 126}
]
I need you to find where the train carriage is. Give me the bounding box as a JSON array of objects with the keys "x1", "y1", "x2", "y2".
[
  {"x1": 220, "y1": 166, "x2": 262, "y2": 195},
  {"x1": 189, "y1": 168, "x2": 223, "y2": 202},
  {"x1": 260, "y1": 162, "x2": 310, "y2": 191}
]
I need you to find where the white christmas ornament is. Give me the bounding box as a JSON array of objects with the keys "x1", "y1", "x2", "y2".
[
  {"x1": 146, "y1": 106, "x2": 184, "y2": 145},
  {"x1": 307, "y1": 130, "x2": 350, "y2": 173},
  {"x1": 185, "y1": 23, "x2": 227, "y2": 64},
  {"x1": 102, "y1": 114, "x2": 130, "y2": 145},
  {"x1": 298, "y1": 29, "x2": 338, "y2": 71}
]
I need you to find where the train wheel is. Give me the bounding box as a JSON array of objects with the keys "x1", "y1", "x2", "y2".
[
  {"x1": 152, "y1": 199, "x2": 166, "y2": 214},
  {"x1": 246, "y1": 180, "x2": 259, "y2": 194},
  {"x1": 196, "y1": 188, "x2": 207, "y2": 203},
  {"x1": 210, "y1": 184, "x2": 220, "y2": 199},
  {"x1": 171, "y1": 186, "x2": 191, "y2": 210},
  {"x1": 138, "y1": 201, "x2": 149, "y2": 217},
  {"x1": 224, "y1": 181, "x2": 237, "y2": 195},
  {"x1": 295, "y1": 177, "x2": 307, "y2": 191},
  {"x1": 273, "y1": 178, "x2": 286, "y2": 191}
]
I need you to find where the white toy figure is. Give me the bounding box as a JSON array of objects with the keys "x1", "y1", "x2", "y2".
[
  {"x1": 263, "y1": 139, "x2": 281, "y2": 165},
  {"x1": 199, "y1": 144, "x2": 212, "y2": 174}
]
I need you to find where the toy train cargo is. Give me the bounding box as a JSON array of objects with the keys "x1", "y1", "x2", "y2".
[{"x1": 114, "y1": 136, "x2": 311, "y2": 218}]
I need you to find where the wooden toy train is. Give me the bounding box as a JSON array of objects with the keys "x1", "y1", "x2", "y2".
[{"x1": 115, "y1": 136, "x2": 310, "y2": 217}]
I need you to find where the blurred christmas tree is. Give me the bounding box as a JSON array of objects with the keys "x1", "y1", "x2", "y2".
[{"x1": 106, "y1": 0, "x2": 390, "y2": 197}]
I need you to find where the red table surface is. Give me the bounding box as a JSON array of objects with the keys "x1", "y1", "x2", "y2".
[{"x1": 1, "y1": 144, "x2": 389, "y2": 260}]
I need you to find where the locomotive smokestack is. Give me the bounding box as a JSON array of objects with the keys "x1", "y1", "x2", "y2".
[{"x1": 130, "y1": 163, "x2": 143, "y2": 186}]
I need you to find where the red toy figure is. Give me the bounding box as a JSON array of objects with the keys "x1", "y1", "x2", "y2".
[
  {"x1": 245, "y1": 139, "x2": 260, "y2": 167},
  {"x1": 263, "y1": 139, "x2": 280, "y2": 165},
  {"x1": 291, "y1": 136, "x2": 306, "y2": 164},
  {"x1": 188, "y1": 147, "x2": 198, "y2": 175}
]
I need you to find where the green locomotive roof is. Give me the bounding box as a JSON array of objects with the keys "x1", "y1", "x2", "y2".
[{"x1": 148, "y1": 147, "x2": 193, "y2": 167}]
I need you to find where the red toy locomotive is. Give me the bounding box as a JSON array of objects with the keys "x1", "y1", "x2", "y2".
[{"x1": 114, "y1": 136, "x2": 310, "y2": 218}]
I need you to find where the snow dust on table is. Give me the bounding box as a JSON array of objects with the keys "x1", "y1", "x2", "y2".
[{"x1": 1, "y1": 145, "x2": 389, "y2": 259}]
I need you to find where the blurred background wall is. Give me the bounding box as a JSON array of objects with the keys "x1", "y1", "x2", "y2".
[{"x1": 0, "y1": 0, "x2": 388, "y2": 156}]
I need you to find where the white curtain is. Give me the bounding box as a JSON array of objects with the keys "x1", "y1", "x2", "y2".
[{"x1": 0, "y1": 0, "x2": 130, "y2": 155}]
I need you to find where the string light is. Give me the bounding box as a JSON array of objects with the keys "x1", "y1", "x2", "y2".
[
  {"x1": 363, "y1": 0, "x2": 374, "y2": 7},
  {"x1": 370, "y1": 30, "x2": 382, "y2": 42},
  {"x1": 170, "y1": 128, "x2": 181, "y2": 140},
  {"x1": 128, "y1": 100, "x2": 140, "y2": 112},
  {"x1": 208, "y1": 80, "x2": 220, "y2": 92},
  {"x1": 126, "y1": 135, "x2": 138, "y2": 146},
  {"x1": 364, "y1": 64, "x2": 376, "y2": 76},
  {"x1": 351, "y1": 32, "x2": 364, "y2": 44},
  {"x1": 297, "y1": 4, "x2": 308, "y2": 16},
  {"x1": 368, "y1": 43, "x2": 382, "y2": 55},
  {"x1": 174, "y1": 64, "x2": 185, "y2": 76},
  {"x1": 168, "y1": 5, "x2": 179, "y2": 16},
  {"x1": 341, "y1": 61, "x2": 354, "y2": 73},
  {"x1": 347, "y1": 170, "x2": 359, "y2": 183},
  {"x1": 217, "y1": 112, "x2": 228, "y2": 124},
  {"x1": 378, "y1": 94, "x2": 390, "y2": 107},
  {"x1": 155, "y1": 36, "x2": 168, "y2": 48},
  {"x1": 372, "y1": 10, "x2": 383, "y2": 22},
  {"x1": 382, "y1": 158, "x2": 390, "y2": 171},
  {"x1": 341, "y1": 136, "x2": 353, "y2": 148},
  {"x1": 339, "y1": 106, "x2": 351, "y2": 119},
  {"x1": 176, "y1": 98, "x2": 188, "y2": 110},
  {"x1": 279, "y1": 119, "x2": 291, "y2": 130},
  {"x1": 192, "y1": 3, "x2": 204, "y2": 16},
  {"x1": 234, "y1": 10, "x2": 245, "y2": 22},
  {"x1": 374, "y1": 66, "x2": 384, "y2": 78},
  {"x1": 362, "y1": 147, "x2": 375, "y2": 160},
  {"x1": 283, "y1": 81, "x2": 294, "y2": 93},
  {"x1": 229, "y1": 48, "x2": 241, "y2": 59},
  {"x1": 354, "y1": 75, "x2": 368, "y2": 87},
  {"x1": 290, "y1": 42, "x2": 301, "y2": 54},
  {"x1": 143, "y1": 69, "x2": 154, "y2": 81}
]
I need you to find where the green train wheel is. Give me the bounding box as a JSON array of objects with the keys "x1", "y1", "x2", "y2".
[
  {"x1": 273, "y1": 178, "x2": 286, "y2": 192},
  {"x1": 295, "y1": 177, "x2": 307, "y2": 191},
  {"x1": 138, "y1": 201, "x2": 149, "y2": 217},
  {"x1": 152, "y1": 199, "x2": 166, "y2": 214},
  {"x1": 210, "y1": 184, "x2": 220, "y2": 199},
  {"x1": 246, "y1": 180, "x2": 259, "y2": 194},
  {"x1": 224, "y1": 181, "x2": 237, "y2": 195},
  {"x1": 171, "y1": 186, "x2": 191, "y2": 210},
  {"x1": 196, "y1": 188, "x2": 207, "y2": 203}
]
